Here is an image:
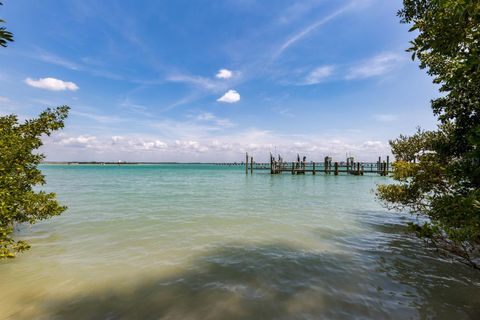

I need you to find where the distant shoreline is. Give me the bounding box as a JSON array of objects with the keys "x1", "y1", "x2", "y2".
[{"x1": 41, "y1": 161, "x2": 245, "y2": 165}]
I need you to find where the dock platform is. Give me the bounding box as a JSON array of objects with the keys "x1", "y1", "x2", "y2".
[{"x1": 243, "y1": 154, "x2": 392, "y2": 176}]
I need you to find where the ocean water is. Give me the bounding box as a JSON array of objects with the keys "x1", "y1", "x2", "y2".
[{"x1": 0, "y1": 164, "x2": 479, "y2": 319}]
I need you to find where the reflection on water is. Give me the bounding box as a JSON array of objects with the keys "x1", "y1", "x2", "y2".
[{"x1": 0, "y1": 165, "x2": 479, "y2": 319}]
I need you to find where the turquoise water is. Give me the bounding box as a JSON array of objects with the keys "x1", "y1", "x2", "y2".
[{"x1": 1, "y1": 164, "x2": 479, "y2": 319}]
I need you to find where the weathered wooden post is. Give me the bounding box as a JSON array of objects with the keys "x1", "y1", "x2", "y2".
[
  {"x1": 245, "y1": 153, "x2": 249, "y2": 175},
  {"x1": 250, "y1": 157, "x2": 253, "y2": 175},
  {"x1": 325, "y1": 156, "x2": 333, "y2": 174},
  {"x1": 312, "y1": 161, "x2": 316, "y2": 175},
  {"x1": 357, "y1": 162, "x2": 360, "y2": 176},
  {"x1": 291, "y1": 162, "x2": 295, "y2": 174},
  {"x1": 377, "y1": 156, "x2": 381, "y2": 174},
  {"x1": 270, "y1": 154, "x2": 274, "y2": 174},
  {"x1": 382, "y1": 161, "x2": 387, "y2": 176},
  {"x1": 386, "y1": 156, "x2": 390, "y2": 174},
  {"x1": 334, "y1": 162, "x2": 339, "y2": 175},
  {"x1": 346, "y1": 157, "x2": 354, "y2": 174},
  {"x1": 361, "y1": 164, "x2": 364, "y2": 176}
]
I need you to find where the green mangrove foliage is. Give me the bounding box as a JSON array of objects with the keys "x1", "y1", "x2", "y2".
[
  {"x1": 377, "y1": 0, "x2": 480, "y2": 269},
  {"x1": 1, "y1": 1, "x2": 69, "y2": 259},
  {"x1": 0, "y1": 107, "x2": 70, "y2": 258}
]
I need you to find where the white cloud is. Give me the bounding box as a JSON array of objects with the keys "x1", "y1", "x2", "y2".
[
  {"x1": 25, "y1": 77, "x2": 79, "y2": 91},
  {"x1": 304, "y1": 66, "x2": 334, "y2": 84},
  {"x1": 58, "y1": 135, "x2": 97, "y2": 147},
  {"x1": 217, "y1": 90, "x2": 241, "y2": 103},
  {"x1": 361, "y1": 140, "x2": 384, "y2": 149},
  {"x1": 110, "y1": 136, "x2": 168, "y2": 151},
  {"x1": 346, "y1": 53, "x2": 404, "y2": 80},
  {"x1": 216, "y1": 69, "x2": 233, "y2": 79},
  {"x1": 141, "y1": 140, "x2": 168, "y2": 150},
  {"x1": 43, "y1": 129, "x2": 391, "y2": 162},
  {"x1": 58, "y1": 135, "x2": 169, "y2": 152},
  {"x1": 0, "y1": 96, "x2": 9, "y2": 103},
  {"x1": 175, "y1": 140, "x2": 209, "y2": 153}
]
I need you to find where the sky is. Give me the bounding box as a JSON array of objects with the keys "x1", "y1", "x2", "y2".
[{"x1": 0, "y1": 0, "x2": 440, "y2": 162}]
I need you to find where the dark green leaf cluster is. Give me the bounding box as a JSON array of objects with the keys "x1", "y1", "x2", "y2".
[
  {"x1": 0, "y1": 107, "x2": 70, "y2": 258},
  {"x1": 378, "y1": 0, "x2": 480, "y2": 269},
  {"x1": 0, "y1": 2, "x2": 14, "y2": 47}
]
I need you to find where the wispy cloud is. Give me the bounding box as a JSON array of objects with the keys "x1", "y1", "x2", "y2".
[
  {"x1": 22, "y1": 48, "x2": 126, "y2": 81},
  {"x1": 71, "y1": 110, "x2": 123, "y2": 124},
  {"x1": 273, "y1": 2, "x2": 356, "y2": 60},
  {"x1": 147, "y1": 118, "x2": 233, "y2": 140},
  {"x1": 35, "y1": 50, "x2": 82, "y2": 71},
  {"x1": 25, "y1": 77, "x2": 79, "y2": 91},
  {"x1": 346, "y1": 53, "x2": 404, "y2": 80},
  {"x1": 167, "y1": 74, "x2": 224, "y2": 92},
  {"x1": 163, "y1": 95, "x2": 200, "y2": 111},
  {"x1": 217, "y1": 90, "x2": 241, "y2": 103},
  {"x1": 271, "y1": 106, "x2": 294, "y2": 117},
  {"x1": 304, "y1": 65, "x2": 335, "y2": 84},
  {"x1": 276, "y1": 0, "x2": 325, "y2": 25},
  {"x1": 196, "y1": 112, "x2": 235, "y2": 128},
  {"x1": 196, "y1": 112, "x2": 215, "y2": 121}
]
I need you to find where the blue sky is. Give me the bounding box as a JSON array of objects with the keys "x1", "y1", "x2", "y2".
[{"x1": 0, "y1": 0, "x2": 439, "y2": 162}]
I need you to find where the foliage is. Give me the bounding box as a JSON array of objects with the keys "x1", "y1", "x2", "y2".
[
  {"x1": 0, "y1": 2, "x2": 14, "y2": 47},
  {"x1": 0, "y1": 107, "x2": 70, "y2": 258},
  {"x1": 377, "y1": 0, "x2": 480, "y2": 269}
]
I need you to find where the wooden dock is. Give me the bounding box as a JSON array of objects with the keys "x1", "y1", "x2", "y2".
[{"x1": 244, "y1": 153, "x2": 392, "y2": 176}]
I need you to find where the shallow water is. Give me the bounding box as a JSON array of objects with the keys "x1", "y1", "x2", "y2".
[{"x1": 1, "y1": 164, "x2": 479, "y2": 319}]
